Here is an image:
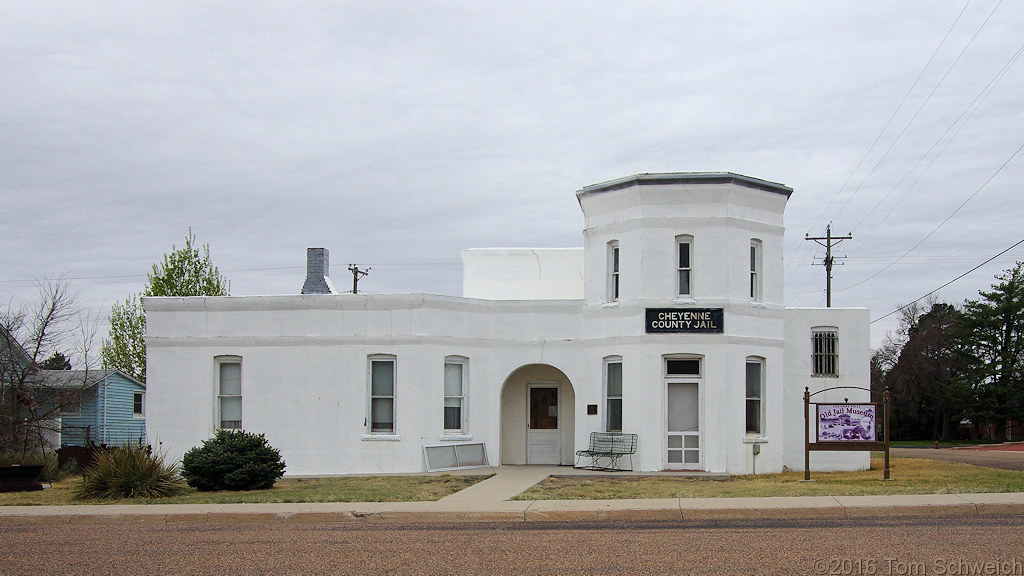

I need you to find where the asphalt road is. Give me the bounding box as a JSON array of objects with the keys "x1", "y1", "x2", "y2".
[
  {"x1": 3, "y1": 515, "x2": 1024, "y2": 575},
  {"x1": 891, "y1": 447, "x2": 1024, "y2": 471}
]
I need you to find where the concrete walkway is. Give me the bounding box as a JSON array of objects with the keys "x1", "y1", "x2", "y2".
[
  {"x1": 440, "y1": 465, "x2": 555, "y2": 503},
  {"x1": 2, "y1": 465, "x2": 1024, "y2": 524}
]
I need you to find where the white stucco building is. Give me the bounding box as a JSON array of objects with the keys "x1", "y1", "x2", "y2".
[{"x1": 145, "y1": 172, "x2": 869, "y2": 475}]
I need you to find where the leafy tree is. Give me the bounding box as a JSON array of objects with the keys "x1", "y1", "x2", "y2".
[
  {"x1": 100, "y1": 296, "x2": 146, "y2": 382},
  {"x1": 144, "y1": 229, "x2": 230, "y2": 298},
  {"x1": 883, "y1": 302, "x2": 964, "y2": 440},
  {"x1": 955, "y1": 262, "x2": 1024, "y2": 441},
  {"x1": 101, "y1": 230, "x2": 230, "y2": 382}
]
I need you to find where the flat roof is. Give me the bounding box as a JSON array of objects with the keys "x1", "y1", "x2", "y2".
[{"x1": 576, "y1": 172, "x2": 794, "y2": 199}]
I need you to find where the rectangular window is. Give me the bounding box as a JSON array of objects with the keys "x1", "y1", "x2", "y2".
[
  {"x1": 666, "y1": 358, "x2": 700, "y2": 376},
  {"x1": 133, "y1": 391, "x2": 145, "y2": 418},
  {"x1": 61, "y1": 399, "x2": 82, "y2": 418},
  {"x1": 812, "y1": 329, "x2": 839, "y2": 377},
  {"x1": 677, "y1": 237, "x2": 692, "y2": 297},
  {"x1": 750, "y1": 241, "x2": 761, "y2": 301},
  {"x1": 605, "y1": 359, "x2": 622, "y2": 432},
  {"x1": 370, "y1": 357, "x2": 396, "y2": 433},
  {"x1": 444, "y1": 359, "x2": 466, "y2": 432},
  {"x1": 608, "y1": 241, "x2": 620, "y2": 302},
  {"x1": 218, "y1": 361, "x2": 242, "y2": 429},
  {"x1": 745, "y1": 360, "x2": 763, "y2": 434}
]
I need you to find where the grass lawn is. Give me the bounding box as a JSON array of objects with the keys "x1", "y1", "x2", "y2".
[
  {"x1": 0, "y1": 474, "x2": 491, "y2": 506},
  {"x1": 890, "y1": 439, "x2": 1002, "y2": 448},
  {"x1": 512, "y1": 456, "x2": 1024, "y2": 500}
]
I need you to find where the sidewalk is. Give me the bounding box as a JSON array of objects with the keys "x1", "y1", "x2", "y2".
[{"x1": 3, "y1": 466, "x2": 1024, "y2": 524}]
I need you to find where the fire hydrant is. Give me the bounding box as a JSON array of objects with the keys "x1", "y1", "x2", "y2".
[{"x1": 934, "y1": 440, "x2": 939, "y2": 449}]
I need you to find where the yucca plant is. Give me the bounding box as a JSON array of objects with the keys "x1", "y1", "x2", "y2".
[{"x1": 74, "y1": 444, "x2": 186, "y2": 500}]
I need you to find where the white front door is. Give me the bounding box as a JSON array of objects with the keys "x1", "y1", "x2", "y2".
[
  {"x1": 666, "y1": 381, "x2": 701, "y2": 470},
  {"x1": 527, "y1": 385, "x2": 560, "y2": 464}
]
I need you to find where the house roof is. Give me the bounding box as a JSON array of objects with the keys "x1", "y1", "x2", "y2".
[
  {"x1": 576, "y1": 172, "x2": 794, "y2": 200},
  {"x1": 30, "y1": 369, "x2": 145, "y2": 390},
  {"x1": 1, "y1": 325, "x2": 35, "y2": 370}
]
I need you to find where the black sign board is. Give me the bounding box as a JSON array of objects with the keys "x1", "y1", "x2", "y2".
[{"x1": 645, "y1": 308, "x2": 724, "y2": 333}]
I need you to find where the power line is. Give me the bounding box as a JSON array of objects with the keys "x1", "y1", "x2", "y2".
[
  {"x1": 826, "y1": 0, "x2": 1003, "y2": 228},
  {"x1": 837, "y1": 141, "x2": 1024, "y2": 294},
  {"x1": 871, "y1": 238, "x2": 1024, "y2": 324},
  {"x1": 783, "y1": 1, "x2": 974, "y2": 282},
  {"x1": 848, "y1": 38, "x2": 1024, "y2": 255},
  {"x1": 0, "y1": 262, "x2": 463, "y2": 286}
]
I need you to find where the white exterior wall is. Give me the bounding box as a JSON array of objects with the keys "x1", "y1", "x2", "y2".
[
  {"x1": 462, "y1": 248, "x2": 584, "y2": 300},
  {"x1": 575, "y1": 177, "x2": 789, "y2": 474},
  {"x1": 146, "y1": 295, "x2": 584, "y2": 475},
  {"x1": 146, "y1": 173, "x2": 871, "y2": 476},
  {"x1": 783, "y1": 307, "x2": 872, "y2": 472}
]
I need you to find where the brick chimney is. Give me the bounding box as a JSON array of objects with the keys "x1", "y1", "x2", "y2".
[{"x1": 301, "y1": 248, "x2": 336, "y2": 294}]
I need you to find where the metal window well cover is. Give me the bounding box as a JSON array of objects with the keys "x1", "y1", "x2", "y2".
[{"x1": 423, "y1": 443, "x2": 489, "y2": 472}]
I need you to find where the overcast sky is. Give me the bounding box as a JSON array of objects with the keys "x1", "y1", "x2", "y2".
[{"x1": 3, "y1": 1, "x2": 1023, "y2": 350}]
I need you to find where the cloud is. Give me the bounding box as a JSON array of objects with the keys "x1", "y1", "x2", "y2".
[{"x1": 2, "y1": 1, "x2": 1022, "y2": 349}]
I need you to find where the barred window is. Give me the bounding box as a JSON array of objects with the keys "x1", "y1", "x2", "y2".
[{"x1": 811, "y1": 329, "x2": 838, "y2": 377}]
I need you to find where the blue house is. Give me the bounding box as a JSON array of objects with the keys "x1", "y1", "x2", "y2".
[{"x1": 39, "y1": 369, "x2": 147, "y2": 447}]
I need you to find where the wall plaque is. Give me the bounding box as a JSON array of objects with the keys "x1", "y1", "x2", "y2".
[{"x1": 645, "y1": 308, "x2": 724, "y2": 333}]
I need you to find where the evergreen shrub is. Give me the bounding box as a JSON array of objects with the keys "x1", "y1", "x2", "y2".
[{"x1": 181, "y1": 430, "x2": 286, "y2": 491}]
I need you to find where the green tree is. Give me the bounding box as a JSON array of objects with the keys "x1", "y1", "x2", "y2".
[
  {"x1": 39, "y1": 352, "x2": 72, "y2": 370},
  {"x1": 144, "y1": 229, "x2": 230, "y2": 298},
  {"x1": 883, "y1": 302, "x2": 964, "y2": 440},
  {"x1": 101, "y1": 230, "x2": 229, "y2": 382},
  {"x1": 956, "y1": 262, "x2": 1024, "y2": 441},
  {"x1": 100, "y1": 296, "x2": 146, "y2": 382}
]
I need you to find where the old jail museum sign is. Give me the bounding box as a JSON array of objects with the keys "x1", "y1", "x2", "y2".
[{"x1": 645, "y1": 308, "x2": 724, "y2": 333}]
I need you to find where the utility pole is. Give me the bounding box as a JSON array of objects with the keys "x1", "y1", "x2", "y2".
[
  {"x1": 805, "y1": 224, "x2": 852, "y2": 307},
  {"x1": 348, "y1": 264, "x2": 370, "y2": 294}
]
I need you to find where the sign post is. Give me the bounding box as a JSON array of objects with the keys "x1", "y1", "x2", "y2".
[{"x1": 804, "y1": 385, "x2": 890, "y2": 481}]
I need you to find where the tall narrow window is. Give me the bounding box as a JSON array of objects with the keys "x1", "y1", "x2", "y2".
[
  {"x1": 607, "y1": 241, "x2": 620, "y2": 302},
  {"x1": 745, "y1": 358, "x2": 764, "y2": 434},
  {"x1": 369, "y1": 356, "x2": 396, "y2": 433},
  {"x1": 605, "y1": 358, "x2": 622, "y2": 432},
  {"x1": 133, "y1": 391, "x2": 145, "y2": 418},
  {"x1": 750, "y1": 240, "x2": 762, "y2": 301},
  {"x1": 217, "y1": 359, "x2": 242, "y2": 430},
  {"x1": 677, "y1": 236, "x2": 692, "y2": 297},
  {"x1": 811, "y1": 329, "x2": 839, "y2": 377},
  {"x1": 444, "y1": 358, "x2": 467, "y2": 433}
]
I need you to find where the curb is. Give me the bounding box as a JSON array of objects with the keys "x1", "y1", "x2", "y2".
[{"x1": 3, "y1": 498, "x2": 1024, "y2": 525}]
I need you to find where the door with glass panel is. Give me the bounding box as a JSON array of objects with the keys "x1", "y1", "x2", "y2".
[
  {"x1": 665, "y1": 358, "x2": 701, "y2": 470},
  {"x1": 527, "y1": 385, "x2": 560, "y2": 464}
]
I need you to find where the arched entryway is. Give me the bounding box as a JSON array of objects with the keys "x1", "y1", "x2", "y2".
[{"x1": 499, "y1": 364, "x2": 576, "y2": 465}]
